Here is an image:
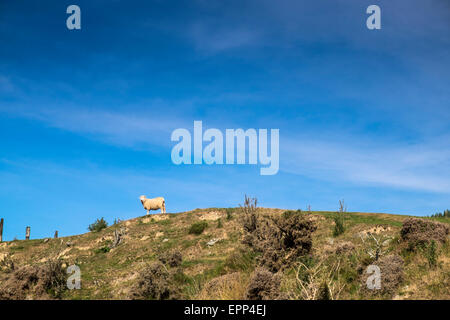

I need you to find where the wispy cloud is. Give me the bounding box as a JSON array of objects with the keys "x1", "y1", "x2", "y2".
[
  {"x1": 2, "y1": 98, "x2": 449, "y2": 195},
  {"x1": 282, "y1": 135, "x2": 450, "y2": 193},
  {"x1": 0, "y1": 103, "x2": 190, "y2": 149},
  {"x1": 188, "y1": 23, "x2": 260, "y2": 54}
]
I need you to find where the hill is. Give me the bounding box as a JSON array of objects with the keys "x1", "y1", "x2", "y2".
[{"x1": 0, "y1": 206, "x2": 449, "y2": 300}]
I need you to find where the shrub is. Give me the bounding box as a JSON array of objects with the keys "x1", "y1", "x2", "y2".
[
  {"x1": 361, "y1": 254, "x2": 404, "y2": 297},
  {"x1": 426, "y1": 240, "x2": 438, "y2": 268},
  {"x1": 0, "y1": 254, "x2": 15, "y2": 273},
  {"x1": 335, "y1": 241, "x2": 355, "y2": 255},
  {"x1": 188, "y1": 221, "x2": 208, "y2": 235},
  {"x1": 38, "y1": 260, "x2": 67, "y2": 298},
  {"x1": 240, "y1": 196, "x2": 317, "y2": 272},
  {"x1": 246, "y1": 268, "x2": 281, "y2": 300},
  {"x1": 400, "y1": 218, "x2": 449, "y2": 249},
  {"x1": 217, "y1": 218, "x2": 223, "y2": 228},
  {"x1": 95, "y1": 246, "x2": 110, "y2": 254},
  {"x1": 0, "y1": 259, "x2": 66, "y2": 300},
  {"x1": 294, "y1": 258, "x2": 344, "y2": 300},
  {"x1": 159, "y1": 250, "x2": 183, "y2": 268},
  {"x1": 88, "y1": 218, "x2": 108, "y2": 232},
  {"x1": 130, "y1": 262, "x2": 180, "y2": 300},
  {"x1": 333, "y1": 216, "x2": 345, "y2": 236},
  {"x1": 333, "y1": 200, "x2": 346, "y2": 237}
]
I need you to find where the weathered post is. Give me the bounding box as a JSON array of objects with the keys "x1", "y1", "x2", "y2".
[
  {"x1": 25, "y1": 226, "x2": 30, "y2": 240},
  {"x1": 54, "y1": 231, "x2": 58, "y2": 239},
  {"x1": 0, "y1": 218, "x2": 4, "y2": 242}
]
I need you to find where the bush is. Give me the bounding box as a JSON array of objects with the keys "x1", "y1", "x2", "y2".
[
  {"x1": 39, "y1": 260, "x2": 67, "y2": 298},
  {"x1": 361, "y1": 254, "x2": 404, "y2": 297},
  {"x1": 188, "y1": 221, "x2": 208, "y2": 235},
  {"x1": 333, "y1": 200, "x2": 346, "y2": 237},
  {"x1": 240, "y1": 196, "x2": 317, "y2": 272},
  {"x1": 426, "y1": 240, "x2": 438, "y2": 268},
  {"x1": 217, "y1": 218, "x2": 223, "y2": 228},
  {"x1": 131, "y1": 262, "x2": 180, "y2": 300},
  {"x1": 0, "y1": 259, "x2": 66, "y2": 300},
  {"x1": 95, "y1": 246, "x2": 110, "y2": 254},
  {"x1": 246, "y1": 268, "x2": 281, "y2": 300},
  {"x1": 400, "y1": 218, "x2": 449, "y2": 249},
  {"x1": 241, "y1": 196, "x2": 259, "y2": 236},
  {"x1": 333, "y1": 215, "x2": 345, "y2": 236},
  {"x1": 88, "y1": 218, "x2": 108, "y2": 232},
  {"x1": 0, "y1": 254, "x2": 15, "y2": 273},
  {"x1": 159, "y1": 250, "x2": 183, "y2": 268}
]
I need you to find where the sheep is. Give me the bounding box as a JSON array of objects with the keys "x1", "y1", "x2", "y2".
[{"x1": 139, "y1": 195, "x2": 166, "y2": 214}]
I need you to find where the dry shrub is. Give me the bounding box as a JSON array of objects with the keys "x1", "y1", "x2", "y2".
[
  {"x1": 400, "y1": 218, "x2": 449, "y2": 249},
  {"x1": 197, "y1": 272, "x2": 248, "y2": 300},
  {"x1": 0, "y1": 259, "x2": 66, "y2": 300},
  {"x1": 159, "y1": 250, "x2": 182, "y2": 268},
  {"x1": 38, "y1": 260, "x2": 67, "y2": 298},
  {"x1": 335, "y1": 241, "x2": 355, "y2": 255},
  {"x1": 0, "y1": 253, "x2": 15, "y2": 273},
  {"x1": 361, "y1": 254, "x2": 404, "y2": 297},
  {"x1": 130, "y1": 262, "x2": 180, "y2": 300},
  {"x1": 241, "y1": 196, "x2": 264, "y2": 247},
  {"x1": 292, "y1": 259, "x2": 345, "y2": 300},
  {"x1": 246, "y1": 268, "x2": 281, "y2": 300},
  {"x1": 240, "y1": 198, "x2": 317, "y2": 272}
]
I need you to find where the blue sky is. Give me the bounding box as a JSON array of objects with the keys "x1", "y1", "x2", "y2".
[{"x1": 0, "y1": 0, "x2": 449, "y2": 240}]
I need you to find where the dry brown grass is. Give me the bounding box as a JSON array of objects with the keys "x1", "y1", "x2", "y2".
[{"x1": 196, "y1": 272, "x2": 249, "y2": 300}]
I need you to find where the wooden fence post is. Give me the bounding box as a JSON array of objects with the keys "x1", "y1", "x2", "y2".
[
  {"x1": 54, "y1": 231, "x2": 58, "y2": 239},
  {"x1": 0, "y1": 218, "x2": 3, "y2": 242},
  {"x1": 25, "y1": 226, "x2": 30, "y2": 240}
]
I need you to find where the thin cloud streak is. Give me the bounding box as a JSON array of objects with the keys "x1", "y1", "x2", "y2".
[
  {"x1": 282, "y1": 136, "x2": 450, "y2": 193},
  {"x1": 3, "y1": 103, "x2": 449, "y2": 194}
]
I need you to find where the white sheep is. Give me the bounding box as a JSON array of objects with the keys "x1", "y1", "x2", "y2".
[{"x1": 139, "y1": 195, "x2": 166, "y2": 214}]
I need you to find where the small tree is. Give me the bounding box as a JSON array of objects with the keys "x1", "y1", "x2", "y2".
[
  {"x1": 333, "y1": 200, "x2": 346, "y2": 237},
  {"x1": 88, "y1": 218, "x2": 108, "y2": 232},
  {"x1": 360, "y1": 233, "x2": 392, "y2": 261}
]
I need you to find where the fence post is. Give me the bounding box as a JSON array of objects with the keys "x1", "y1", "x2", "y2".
[
  {"x1": 54, "y1": 231, "x2": 58, "y2": 239},
  {"x1": 0, "y1": 218, "x2": 3, "y2": 242},
  {"x1": 25, "y1": 226, "x2": 30, "y2": 240}
]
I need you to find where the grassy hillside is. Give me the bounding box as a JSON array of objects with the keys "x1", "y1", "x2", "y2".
[{"x1": 0, "y1": 207, "x2": 449, "y2": 300}]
